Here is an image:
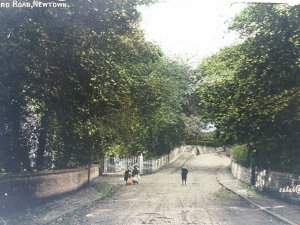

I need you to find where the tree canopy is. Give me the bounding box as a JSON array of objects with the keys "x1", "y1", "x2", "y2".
[
  {"x1": 196, "y1": 4, "x2": 300, "y2": 172},
  {"x1": 0, "y1": 0, "x2": 200, "y2": 173},
  {"x1": 3, "y1": 1, "x2": 298, "y2": 174}
]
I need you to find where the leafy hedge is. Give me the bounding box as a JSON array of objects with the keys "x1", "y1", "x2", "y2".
[{"x1": 232, "y1": 144, "x2": 250, "y2": 167}]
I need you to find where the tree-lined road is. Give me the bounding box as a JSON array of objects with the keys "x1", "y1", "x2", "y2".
[{"x1": 67, "y1": 152, "x2": 286, "y2": 225}]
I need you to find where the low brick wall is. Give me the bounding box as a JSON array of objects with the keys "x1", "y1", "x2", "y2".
[
  {"x1": 89, "y1": 165, "x2": 100, "y2": 180},
  {"x1": 231, "y1": 162, "x2": 300, "y2": 204},
  {"x1": 0, "y1": 165, "x2": 99, "y2": 211}
]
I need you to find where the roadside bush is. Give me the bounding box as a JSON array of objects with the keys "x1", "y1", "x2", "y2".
[
  {"x1": 187, "y1": 136, "x2": 223, "y2": 147},
  {"x1": 92, "y1": 182, "x2": 116, "y2": 198},
  {"x1": 232, "y1": 144, "x2": 250, "y2": 167},
  {"x1": 196, "y1": 139, "x2": 222, "y2": 147}
]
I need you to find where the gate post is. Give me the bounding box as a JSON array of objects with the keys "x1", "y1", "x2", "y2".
[
  {"x1": 103, "y1": 157, "x2": 108, "y2": 175},
  {"x1": 139, "y1": 153, "x2": 144, "y2": 175}
]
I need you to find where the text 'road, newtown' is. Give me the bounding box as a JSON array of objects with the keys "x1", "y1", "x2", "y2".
[{"x1": 0, "y1": 1, "x2": 69, "y2": 8}]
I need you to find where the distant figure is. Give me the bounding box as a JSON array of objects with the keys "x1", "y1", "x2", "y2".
[
  {"x1": 124, "y1": 168, "x2": 131, "y2": 185},
  {"x1": 132, "y1": 165, "x2": 139, "y2": 177},
  {"x1": 181, "y1": 166, "x2": 189, "y2": 185},
  {"x1": 132, "y1": 165, "x2": 139, "y2": 184}
]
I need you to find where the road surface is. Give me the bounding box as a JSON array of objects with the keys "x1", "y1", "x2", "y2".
[{"x1": 59, "y1": 152, "x2": 287, "y2": 225}]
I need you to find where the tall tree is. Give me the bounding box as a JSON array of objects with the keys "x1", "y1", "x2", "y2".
[
  {"x1": 196, "y1": 4, "x2": 300, "y2": 172},
  {"x1": 0, "y1": 0, "x2": 157, "y2": 171}
]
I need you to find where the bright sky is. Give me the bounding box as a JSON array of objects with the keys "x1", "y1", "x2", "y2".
[
  {"x1": 138, "y1": 0, "x2": 246, "y2": 65},
  {"x1": 138, "y1": 0, "x2": 299, "y2": 65}
]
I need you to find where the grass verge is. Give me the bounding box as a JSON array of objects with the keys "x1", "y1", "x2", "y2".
[
  {"x1": 92, "y1": 182, "x2": 117, "y2": 198},
  {"x1": 214, "y1": 187, "x2": 242, "y2": 201},
  {"x1": 239, "y1": 181, "x2": 263, "y2": 199}
]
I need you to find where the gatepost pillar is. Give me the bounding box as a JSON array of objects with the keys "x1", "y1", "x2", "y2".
[
  {"x1": 139, "y1": 153, "x2": 143, "y2": 175},
  {"x1": 103, "y1": 157, "x2": 108, "y2": 175}
]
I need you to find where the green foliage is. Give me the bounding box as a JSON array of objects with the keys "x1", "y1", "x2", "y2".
[
  {"x1": 0, "y1": 0, "x2": 154, "y2": 171},
  {"x1": 214, "y1": 187, "x2": 242, "y2": 201},
  {"x1": 195, "y1": 140, "x2": 223, "y2": 148},
  {"x1": 196, "y1": 4, "x2": 300, "y2": 172},
  {"x1": 126, "y1": 57, "x2": 197, "y2": 157},
  {"x1": 105, "y1": 144, "x2": 123, "y2": 157},
  {"x1": 92, "y1": 182, "x2": 116, "y2": 198},
  {"x1": 0, "y1": 0, "x2": 199, "y2": 172},
  {"x1": 185, "y1": 130, "x2": 224, "y2": 147},
  {"x1": 232, "y1": 145, "x2": 250, "y2": 167}
]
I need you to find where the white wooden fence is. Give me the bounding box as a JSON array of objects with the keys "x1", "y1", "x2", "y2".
[
  {"x1": 102, "y1": 145, "x2": 189, "y2": 175},
  {"x1": 102, "y1": 145, "x2": 225, "y2": 175}
]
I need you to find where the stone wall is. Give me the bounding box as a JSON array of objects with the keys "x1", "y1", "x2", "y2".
[
  {"x1": 262, "y1": 170, "x2": 300, "y2": 203},
  {"x1": 168, "y1": 145, "x2": 187, "y2": 163},
  {"x1": 89, "y1": 165, "x2": 100, "y2": 180},
  {"x1": 231, "y1": 162, "x2": 300, "y2": 204},
  {"x1": 231, "y1": 161, "x2": 252, "y2": 184},
  {"x1": 0, "y1": 165, "x2": 99, "y2": 211}
]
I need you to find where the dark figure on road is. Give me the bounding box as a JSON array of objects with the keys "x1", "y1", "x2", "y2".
[
  {"x1": 124, "y1": 169, "x2": 131, "y2": 184},
  {"x1": 181, "y1": 166, "x2": 188, "y2": 185},
  {"x1": 132, "y1": 165, "x2": 139, "y2": 177},
  {"x1": 132, "y1": 165, "x2": 139, "y2": 184}
]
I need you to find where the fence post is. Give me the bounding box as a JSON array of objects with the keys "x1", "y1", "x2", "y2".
[
  {"x1": 139, "y1": 153, "x2": 143, "y2": 175},
  {"x1": 103, "y1": 157, "x2": 108, "y2": 175}
]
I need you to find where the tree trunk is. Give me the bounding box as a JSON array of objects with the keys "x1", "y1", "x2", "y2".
[{"x1": 36, "y1": 113, "x2": 48, "y2": 171}]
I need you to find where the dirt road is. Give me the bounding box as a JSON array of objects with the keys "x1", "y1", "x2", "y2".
[{"x1": 60, "y1": 152, "x2": 286, "y2": 225}]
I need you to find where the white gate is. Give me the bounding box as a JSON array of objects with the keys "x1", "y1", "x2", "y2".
[{"x1": 103, "y1": 155, "x2": 141, "y2": 174}]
